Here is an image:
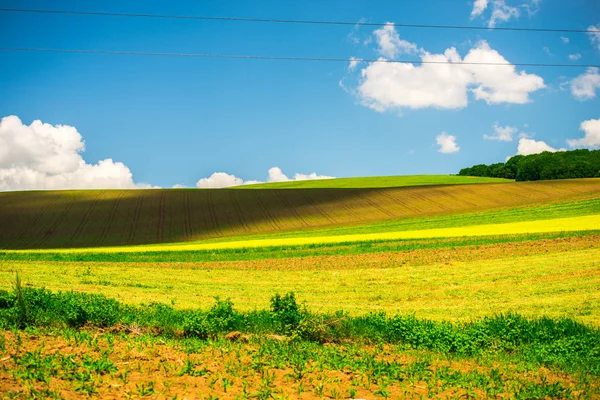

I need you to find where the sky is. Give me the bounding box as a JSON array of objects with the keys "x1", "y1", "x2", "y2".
[{"x1": 0, "y1": 0, "x2": 599, "y2": 190}]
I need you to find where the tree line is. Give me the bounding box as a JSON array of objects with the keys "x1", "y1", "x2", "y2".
[{"x1": 458, "y1": 149, "x2": 600, "y2": 182}]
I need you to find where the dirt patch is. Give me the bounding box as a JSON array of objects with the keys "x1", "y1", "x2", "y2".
[{"x1": 0, "y1": 329, "x2": 597, "y2": 399}]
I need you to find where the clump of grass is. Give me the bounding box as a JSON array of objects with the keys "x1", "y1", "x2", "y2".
[
  {"x1": 13, "y1": 272, "x2": 28, "y2": 328},
  {"x1": 1, "y1": 274, "x2": 121, "y2": 330}
]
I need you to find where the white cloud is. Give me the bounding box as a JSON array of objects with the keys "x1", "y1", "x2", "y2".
[
  {"x1": 484, "y1": 123, "x2": 518, "y2": 141},
  {"x1": 0, "y1": 115, "x2": 145, "y2": 191},
  {"x1": 570, "y1": 67, "x2": 600, "y2": 101},
  {"x1": 348, "y1": 56, "x2": 361, "y2": 71},
  {"x1": 522, "y1": 0, "x2": 542, "y2": 17},
  {"x1": 518, "y1": 131, "x2": 534, "y2": 139},
  {"x1": 561, "y1": 36, "x2": 570, "y2": 44},
  {"x1": 569, "y1": 53, "x2": 581, "y2": 61},
  {"x1": 196, "y1": 172, "x2": 244, "y2": 188},
  {"x1": 267, "y1": 167, "x2": 290, "y2": 183},
  {"x1": 373, "y1": 23, "x2": 419, "y2": 58},
  {"x1": 268, "y1": 167, "x2": 334, "y2": 183},
  {"x1": 195, "y1": 167, "x2": 334, "y2": 188},
  {"x1": 347, "y1": 18, "x2": 367, "y2": 45},
  {"x1": 543, "y1": 46, "x2": 553, "y2": 56},
  {"x1": 436, "y1": 132, "x2": 460, "y2": 154},
  {"x1": 589, "y1": 24, "x2": 600, "y2": 52},
  {"x1": 467, "y1": 42, "x2": 545, "y2": 104},
  {"x1": 516, "y1": 138, "x2": 557, "y2": 155},
  {"x1": 355, "y1": 38, "x2": 545, "y2": 111},
  {"x1": 294, "y1": 172, "x2": 335, "y2": 181},
  {"x1": 567, "y1": 119, "x2": 600, "y2": 148},
  {"x1": 471, "y1": 0, "x2": 541, "y2": 27},
  {"x1": 471, "y1": 0, "x2": 489, "y2": 17},
  {"x1": 489, "y1": 0, "x2": 520, "y2": 28},
  {"x1": 357, "y1": 48, "x2": 471, "y2": 111}
]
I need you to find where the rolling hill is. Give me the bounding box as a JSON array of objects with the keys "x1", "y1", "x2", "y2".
[
  {"x1": 0, "y1": 178, "x2": 598, "y2": 249},
  {"x1": 238, "y1": 174, "x2": 511, "y2": 188}
]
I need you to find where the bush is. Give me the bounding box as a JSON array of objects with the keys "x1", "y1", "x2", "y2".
[
  {"x1": 182, "y1": 311, "x2": 209, "y2": 339},
  {"x1": 270, "y1": 293, "x2": 347, "y2": 343},
  {"x1": 55, "y1": 292, "x2": 121, "y2": 328},
  {"x1": 205, "y1": 297, "x2": 238, "y2": 332},
  {"x1": 183, "y1": 297, "x2": 239, "y2": 338},
  {"x1": 270, "y1": 292, "x2": 304, "y2": 334}
]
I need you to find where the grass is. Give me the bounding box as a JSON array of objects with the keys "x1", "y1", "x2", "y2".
[
  {"x1": 238, "y1": 174, "x2": 512, "y2": 188},
  {"x1": 0, "y1": 178, "x2": 597, "y2": 249},
  {"x1": 2, "y1": 240, "x2": 599, "y2": 324}
]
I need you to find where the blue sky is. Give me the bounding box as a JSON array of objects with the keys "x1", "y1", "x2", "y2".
[{"x1": 0, "y1": 0, "x2": 599, "y2": 189}]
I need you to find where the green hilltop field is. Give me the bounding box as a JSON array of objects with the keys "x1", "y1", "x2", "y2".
[{"x1": 239, "y1": 174, "x2": 511, "y2": 188}]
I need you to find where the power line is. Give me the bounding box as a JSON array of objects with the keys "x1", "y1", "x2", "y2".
[
  {"x1": 1, "y1": 47, "x2": 598, "y2": 68},
  {"x1": 1, "y1": 7, "x2": 599, "y2": 34}
]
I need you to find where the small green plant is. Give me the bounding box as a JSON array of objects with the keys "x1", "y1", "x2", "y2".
[
  {"x1": 270, "y1": 292, "x2": 304, "y2": 334},
  {"x1": 13, "y1": 273, "x2": 28, "y2": 329},
  {"x1": 136, "y1": 381, "x2": 155, "y2": 396},
  {"x1": 177, "y1": 357, "x2": 209, "y2": 377}
]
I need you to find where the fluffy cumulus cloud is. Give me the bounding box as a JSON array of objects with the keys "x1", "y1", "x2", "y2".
[
  {"x1": 373, "y1": 23, "x2": 418, "y2": 58},
  {"x1": 484, "y1": 123, "x2": 518, "y2": 142},
  {"x1": 355, "y1": 38, "x2": 545, "y2": 111},
  {"x1": 466, "y1": 42, "x2": 545, "y2": 104},
  {"x1": 589, "y1": 24, "x2": 600, "y2": 52},
  {"x1": 570, "y1": 67, "x2": 600, "y2": 100},
  {"x1": 195, "y1": 172, "x2": 244, "y2": 188},
  {"x1": 470, "y1": 0, "x2": 541, "y2": 27},
  {"x1": 561, "y1": 36, "x2": 570, "y2": 44},
  {"x1": 0, "y1": 115, "x2": 144, "y2": 191},
  {"x1": 567, "y1": 119, "x2": 600, "y2": 148},
  {"x1": 516, "y1": 138, "x2": 557, "y2": 155},
  {"x1": 569, "y1": 53, "x2": 581, "y2": 61},
  {"x1": 436, "y1": 132, "x2": 460, "y2": 154},
  {"x1": 267, "y1": 166, "x2": 335, "y2": 182},
  {"x1": 267, "y1": 167, "x2": 290, "y2": 183},
  {"x1": 195, "y1": 167, "x2": 334, "y2": 188}
]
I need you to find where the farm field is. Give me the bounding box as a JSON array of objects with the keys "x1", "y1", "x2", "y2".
[
  {"x1": 1, "y1": 233, "x2": 599, "y2": 323},
  {"x1": 1, "y1": 176, "x2": 599, "y2": 398},
  {"x1": 0, "y1": 178, "x2": 598, "y2": 250}
]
